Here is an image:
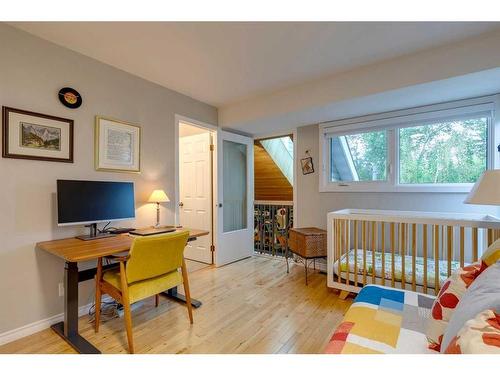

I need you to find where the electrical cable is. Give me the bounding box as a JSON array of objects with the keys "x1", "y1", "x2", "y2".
[{"x1": 98, "y1": 221, "x2": 112, "y2": 234}]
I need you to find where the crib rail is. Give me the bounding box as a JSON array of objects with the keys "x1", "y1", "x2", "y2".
[{"x1": 327, "y1": 209, "x2": 500, "y2": 296}]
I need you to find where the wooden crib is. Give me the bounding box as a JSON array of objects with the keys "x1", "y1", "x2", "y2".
[{"x1": 327, "y1": 209, "x2": 500, "y2": 297}]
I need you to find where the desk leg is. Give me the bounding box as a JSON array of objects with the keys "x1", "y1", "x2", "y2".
[
  {"x1": 51, "y1": 261, "x2": 100, "y2": 354},
  {"x1": 162, "y1": 286, "x2": 202, "y2": 308}
]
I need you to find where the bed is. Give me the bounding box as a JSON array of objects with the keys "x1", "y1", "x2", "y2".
[{"x1": 325, "y1": 284, "x2": 437, "y2": 354}]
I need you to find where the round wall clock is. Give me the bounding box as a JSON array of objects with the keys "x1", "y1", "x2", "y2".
[{"x1": 58, "y1": 87, "x2": 82, "y2": 109}]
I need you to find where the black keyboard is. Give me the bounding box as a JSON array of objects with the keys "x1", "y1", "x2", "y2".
[{"x1": 105, "y1": 227, "x2": 136, "y2": 234}]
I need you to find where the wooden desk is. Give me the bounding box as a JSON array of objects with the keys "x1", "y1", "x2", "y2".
[{"x1": 37, "y1": 228, "x2": 209, "y2": 354}]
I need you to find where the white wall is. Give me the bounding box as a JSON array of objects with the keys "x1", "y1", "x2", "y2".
[
  {"x1": 0, "y1": 24, "x2": 217, "y2": 336},
  {"x1": 295, "y1": 124, "x2": 500, "y2": 229}
]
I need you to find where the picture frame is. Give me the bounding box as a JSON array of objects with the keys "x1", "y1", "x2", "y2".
[
  {"x1": 95, "y1": 115, "x2": 141, "y2": 173},
  {"x1": 2, "y1": 106, "x2": 74, "y2": 163},
  {"x1": 300, "y1": 156, "x2": 314, "y2": 175}
]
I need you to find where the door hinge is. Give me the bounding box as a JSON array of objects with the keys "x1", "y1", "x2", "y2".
[
  {"x1": 210, "y1": 245, "x2": 216, "y2": 252},
  {"x1": 210, "y1": 144, "x2": 214, "y2": 151}
]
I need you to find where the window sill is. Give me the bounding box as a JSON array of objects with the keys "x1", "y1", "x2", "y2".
[{"x1": 319, "y1": 183, "x2": 474, "y2": 194}]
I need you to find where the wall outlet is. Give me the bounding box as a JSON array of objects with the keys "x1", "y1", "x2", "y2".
[{"x1": 58, "y1": 282, "x2": 64, "y2": 297}]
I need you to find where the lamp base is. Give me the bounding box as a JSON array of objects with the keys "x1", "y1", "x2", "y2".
[{"x1": 155, "y1": 203, "x2": 161, "y2": 228}]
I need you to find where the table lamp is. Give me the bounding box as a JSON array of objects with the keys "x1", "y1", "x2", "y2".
[
  {"x1": 464, "y1": 170, "x2": 500, "y2": 206},
  {"x1": 148, "y1": 189, "x2": 170, "y2": 227}
]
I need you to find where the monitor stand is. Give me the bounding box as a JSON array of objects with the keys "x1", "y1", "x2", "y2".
[{"x1": 76, "y1": 223, "x2": 117, "y2": 241}]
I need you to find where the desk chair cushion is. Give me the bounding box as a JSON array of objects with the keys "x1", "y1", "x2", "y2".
[
  {"x1": 126, "y1": 231, "x2": 189, "y2": 284},
  {"x1": 103, "y1": 268, "x2": 182, "y2": 304}
]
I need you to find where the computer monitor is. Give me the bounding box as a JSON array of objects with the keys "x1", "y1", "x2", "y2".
[{"x1": 57, "y1": 179, "x2": 135, "y2": 240}]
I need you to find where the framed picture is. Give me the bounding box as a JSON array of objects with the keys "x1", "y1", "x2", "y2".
[
  {"x1": 95, "y1": 116, "x2": 141, "y2": 173},
  {"x1": 2, "y1": 106, "x2": 74, "y2": 163},
  {"x1": 300, "y1": 156, "x2": 314, "y2": 175}
]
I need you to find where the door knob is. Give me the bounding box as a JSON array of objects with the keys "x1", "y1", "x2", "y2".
[
  {"x1": 179, "y1": 202, "x2": 184, "y2": 207},
  {"x1": 218, "y1": 203, "x2": 222, "y2": 208}
]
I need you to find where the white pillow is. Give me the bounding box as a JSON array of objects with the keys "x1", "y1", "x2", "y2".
[{"x1": 441, "y1": 261, "x2": 500, "y2": 352}]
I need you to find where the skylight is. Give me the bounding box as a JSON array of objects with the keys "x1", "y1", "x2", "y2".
[{"x1": 260, "y1": 136, "x2": 293, "y2": 186}]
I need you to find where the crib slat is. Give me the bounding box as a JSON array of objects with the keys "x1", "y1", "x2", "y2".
[
  {"x1": 345, "y1": 219, "x2": 350, "y2": 286},
  {"x1": 423, "y1": 224, "x2": 428, "y2": 294},
  {"x1": 447, "y1": 226, "x2": 453, "y2": 277},
  {"x1": 433, "y1": 225, "x2": 440, "y2": 296},
  {"x1": 353, "y1": 220, "x2": 358, "y2": 287},
  {"x1": 381, "y1": 222, "x2": 385, "y2": 287},
  {"x1": 390, "y1": 222, "x2": 395, "y2": 288},
  {"x1": 400, "y1": 223, "x2": 406, "y2": 290},
  {"x1": 337, "y1": 220, "x2": 342, "y2": 284},
  {"x1": 334, "y1": 219, "x2": 338, "y2": 283},
  {"x1": 459, "y1": 227, "x2": 465, "y2": 268},
  {"x1": 362, "y1": 221, "x2": 367, "y2": 286},
  {"x1": 472, "y1": 228, "x2": 479, "y2": 262},
  {"x1": 371, "y1": 221, "x2": 376, "y2": 284},
  {"x1": 412, "y1": 223, "x2": 417, "y2": 291}
]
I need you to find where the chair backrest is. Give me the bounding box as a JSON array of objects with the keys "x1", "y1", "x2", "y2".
[{"x1": 126, "y1": 230, "x2": 189, "y2": 284}]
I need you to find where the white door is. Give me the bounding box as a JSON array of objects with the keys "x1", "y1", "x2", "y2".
[
  {"x1": 215, "y1": 130, "x2": 254, "y2": 266},
  {"x1": 179, "y1": 132, "x2": 213, "y2": 264}
]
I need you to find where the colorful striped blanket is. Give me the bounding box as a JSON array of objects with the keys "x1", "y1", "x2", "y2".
[{"x1": 325, "y1": 285, "x2": 437, "y2": 354}]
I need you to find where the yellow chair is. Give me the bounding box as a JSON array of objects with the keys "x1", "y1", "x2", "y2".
[{"x1": 94, "y1": 231, "x2": 193, "y2": 353}]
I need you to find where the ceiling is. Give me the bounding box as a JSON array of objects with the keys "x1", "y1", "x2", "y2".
[{"x1": 9, "y1": 22, "x2": 500, "y2": 108}]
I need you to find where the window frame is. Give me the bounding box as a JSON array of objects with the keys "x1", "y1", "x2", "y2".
[{"x1": 319, "y1": 95, "x2": 499, "y2": 193}]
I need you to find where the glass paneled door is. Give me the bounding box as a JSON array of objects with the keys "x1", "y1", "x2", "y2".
[{"x1": 216, "y1": 130, "x2": 254, "y2": 266}]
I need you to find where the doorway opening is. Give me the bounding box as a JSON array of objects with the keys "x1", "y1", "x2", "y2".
[
  {"x1": 176, "y1": 116, "x2": 256, "y2": 268},
  {"x1": 178, "y1": 120, "x2": 216, "y2": 265},
  {"x1": 254, "y1": 134, "x2": 294, "y2": 258}
]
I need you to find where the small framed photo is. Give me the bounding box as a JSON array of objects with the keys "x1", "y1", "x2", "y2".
[
  {"x1": 95, "y1": 116, "x2": 141, "y2": 173},
  {"x1": 300, "y1": 156, "x2": 314, "y2": 175},
  {"x1": 2, "y1": 106, "x2": 73, "y2": 163}
]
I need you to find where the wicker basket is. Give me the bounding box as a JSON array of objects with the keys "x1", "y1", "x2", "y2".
[{"x1": 288, "y1": 227, "x2": 327, "y2": 258}]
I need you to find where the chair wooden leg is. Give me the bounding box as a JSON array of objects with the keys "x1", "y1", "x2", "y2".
[
  {"x1": 122, "y1": 298, "x2": 134, "y2": 354},
  {"x1": 120, "y1": 262, "x2": 134, "y2": 354},
  {"x1": 95, "y1": 258, "x2": 103, "y2": 333},
  {"x1": 181, "y1": 259, "x2": 194, "y2": 324},
  {"x1": 155, "y1": 294, "x2": 159, "y2": 307}
]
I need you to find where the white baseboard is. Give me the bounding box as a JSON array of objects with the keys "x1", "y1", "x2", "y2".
[{"x1": 0, "y1": 303, "x2": 93, "y2": 346}]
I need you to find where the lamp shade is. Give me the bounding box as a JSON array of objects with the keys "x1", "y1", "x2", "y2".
[
  {"x1": 148, "y1": 189, "x2": 170, "y2": 203},
  {"x1": 464, "y1": 170, "x2": 500, "y2": 206}
]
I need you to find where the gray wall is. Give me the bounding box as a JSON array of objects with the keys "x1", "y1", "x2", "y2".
[
  {"x1": 295, "y1": 124, "x2": 500, "y2": 229},
  {"x1": 0, "y1": 24, "x2": 217, "y2": 335}
]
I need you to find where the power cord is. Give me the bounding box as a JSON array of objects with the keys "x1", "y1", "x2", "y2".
[
  {"x1": 97, "y1": 222, "x2": 112, "y2": 234},
  {"x1": 88, "y1": 295, "x2": 119, "y2": 323}
]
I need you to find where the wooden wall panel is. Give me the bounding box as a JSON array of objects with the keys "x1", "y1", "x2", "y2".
[{"x1": 254, "y1": 142, "x2": 293, "y2": 201}]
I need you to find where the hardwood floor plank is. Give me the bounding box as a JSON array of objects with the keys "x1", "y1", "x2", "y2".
[{"x1": 0, "y1": 256, "x2": 351, "y2": 354}]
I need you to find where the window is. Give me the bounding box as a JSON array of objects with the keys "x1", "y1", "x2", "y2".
[
  {"x1": 320, "y1": 96, "x2": 498, "y2": 193},
  {"x1": 330, "y1": 130, "x2": 387, "y2": 182},
  {"x1": 399, "y1": 118, "x2": 488, "y2": 184}
]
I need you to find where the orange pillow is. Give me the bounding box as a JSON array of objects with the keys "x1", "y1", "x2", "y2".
[
  {"x1": 426, "y1": 262, "x2": 485, "y2": 351},
  {"x1": 445, "y1": 309, "x2": 500, "y2": 354}
]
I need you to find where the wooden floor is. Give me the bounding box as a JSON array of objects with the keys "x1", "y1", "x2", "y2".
[{"x1": 0, "y1": 256, "x2": 352, "y2": 354}]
